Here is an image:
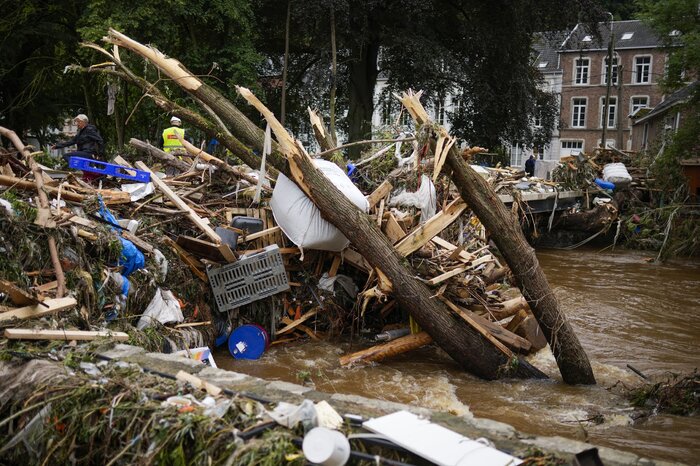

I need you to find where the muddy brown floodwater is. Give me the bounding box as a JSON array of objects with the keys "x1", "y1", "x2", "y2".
[{"x1": 216, "y1": 248, "x2": 700, "y2": 464}]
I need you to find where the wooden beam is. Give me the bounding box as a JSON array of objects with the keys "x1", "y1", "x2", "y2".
[
  {"x1": 275, "y1": 308, "x2": 320, "y2": 336},
  {"x1": 426, "y1": 266, "x2": 468, "y2": 286},
  {"x1": 176, "y1": 370, "x2": 222, "y2": 396},
  {"x1": 440, "y1": 298, "x2": 514, "y2": 358},
  {"x1": 4, "y1": 328, "x2": 129, "y2": 341},
  {"x1": 0, "y1": 297, "x2": 76, "y2": 322},
  {"x1": 237, "y1": 226, "x2": 281, "y2": 243},
  {"x1": 0, "y1": 280, "x2": 44, "y2": 306},
  {"x1": 342, "y1": 248, "x2": 371, "y2": 272},
  {"x1": 135, "y1": 161, "x2": 235, "y2": 262},
  {"x1": 366, "y1": 180, "x2": 393, "y2": 209},
  {"x1": 430, "y1": 236, "x2": 476, "y2": 263},
  {"x1": 328, "y1": 255, "x2": 342, "y2": 277},
  {"x1": 395, "y1": 199, "x2": 467, "y2": 257},
  {"x1": 383, "y1": 213, "x2": 406, "y2": 244}
]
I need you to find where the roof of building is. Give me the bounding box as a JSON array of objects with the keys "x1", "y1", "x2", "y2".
[
  {"x1": 562, "y1": 20, "x2": 664, "y2": 52},
  {"x1": 532, "y1": 31, "x2": 569, "y2": 73},
  {"x1": 634, "y1": 81, "x2": 698, "y2": 125}
]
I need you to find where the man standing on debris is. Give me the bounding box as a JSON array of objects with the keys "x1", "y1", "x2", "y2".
[
  {"x1": 51, "y1": 114, "x2": 104, "y2": 163},
  {"x1": 162, "y1": 116, "x2": 185, "y2": 153},
  {"x1": 525, "y1": 155, "x2": 536, "y2": 177}
]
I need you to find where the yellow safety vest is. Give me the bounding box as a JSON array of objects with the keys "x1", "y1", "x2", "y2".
[{"x1": 162, "y1": 126, "x2": 185, "y2": 152}]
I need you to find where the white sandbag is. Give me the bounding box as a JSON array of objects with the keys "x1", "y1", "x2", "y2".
[
  {"x1": 603, "y1": 163, "x2": 632, "y2": 184},
  {"x1": 271, "y1": 159, "x2": 369, "y2": 251}
]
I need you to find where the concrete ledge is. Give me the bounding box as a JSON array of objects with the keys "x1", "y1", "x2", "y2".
[{"x1": 96, "y1": 345, "x2": 684, "y2": 466}]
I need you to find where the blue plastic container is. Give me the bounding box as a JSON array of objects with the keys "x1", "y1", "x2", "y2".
[
  {"x1": 68, "y1": 157, "x2": 151, "y2": 182},
  {"x1": 594, "y1": 178, "x2": 615, "y2": 190},
  {"x1": 228, "y1": 324, "x2": 269, "y2": 360}
]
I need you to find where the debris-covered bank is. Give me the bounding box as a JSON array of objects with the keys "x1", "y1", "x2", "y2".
[{"x1": 2, "y1": 27, "x2": 692, "y2": 465}]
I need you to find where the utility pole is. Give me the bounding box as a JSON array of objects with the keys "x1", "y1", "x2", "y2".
[{"x1": 601, "y1": 14, "x2": 614, "y2": 148}]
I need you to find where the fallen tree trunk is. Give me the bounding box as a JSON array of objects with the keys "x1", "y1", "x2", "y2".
[
  {"x1": 340, "y1": 332, "x2": 433, "y2": 366},
  {"x1": 128, "y1": 138, "x2": 190, "y2": 171},
  {"x1": 103, "y1": 29, "x2": 288, "y2": 175},
  {"x1": 237, "y1": 87, "x2": 546, "y2": 380},
  {"x1": 174, "y1": 133, "x2": 271, "y2": 190},
  {"x1": 400, "y1": 92, "x2": 595, "y2": 385}
]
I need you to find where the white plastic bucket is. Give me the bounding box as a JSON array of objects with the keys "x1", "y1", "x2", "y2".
[{"x1": 302, "y1": 427, "x2": 350, "y2": 466}]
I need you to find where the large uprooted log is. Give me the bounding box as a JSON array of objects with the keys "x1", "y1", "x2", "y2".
[
  {"x1": 400, "y1": 92, "x2": 596, "y2": 385},
  {"x1": 236, "y1": 88, "x2": 546, "y2": 380},
  {"x1": 102, "y1": 30, "x2": 547, "y2": 380}
]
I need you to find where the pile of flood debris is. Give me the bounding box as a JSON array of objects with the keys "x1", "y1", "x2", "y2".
[{"x1": 0, "y1": 28, "x2": 623, "y2": 465}]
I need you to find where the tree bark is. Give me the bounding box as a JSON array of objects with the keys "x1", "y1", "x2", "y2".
[
  {"x1": 399, "y1": 92, "x2": 596, "y2": 385},
  {"x1": 77, "y1": 58, "x2": 276, "y2": 177},
  {"x1": 340, "y1": 332, "x2": 433, "y2": 366},
  {"x1": 347, "y1": 40, "x2": 380, "y2": 159},
  {"x1": 237, "y1": 88, "x2": 546, "y2": 381},
  {"x1": 128, "y1": 138, "x2": 190, "y2": 172},
  {"x1": 103, "y1": 30, "x2": 288, "y2": 175}
]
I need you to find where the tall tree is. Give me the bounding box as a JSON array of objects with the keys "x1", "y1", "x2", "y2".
[{"x1": 253, "y1": 0, "x2": 605, "y2": 156}]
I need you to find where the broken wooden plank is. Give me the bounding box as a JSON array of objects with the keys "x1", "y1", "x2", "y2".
[
  {"x1": 135, "y1": 160, "x2": 235, "y2": 262},
  {"x1": 280, "y1": 316, "x2": 320, "y2": 341},
  {"x1": 383, "y1": 213, "x2": 406, "y2": 244},
  {"x1": 328, "y1": 255, "x2": 342, "y2": 278},
  {"x1": 4, "y1": 328, "x2": 129, "y2": 341},
  {"x1": 342, "y1": 248, "x2": 371, "y2": 272},
  {"x1": 0, "y1": 280, "x2": 44, "y2": 306},
  {"x1": 275, "y1": 308, "x2": 320, "y2": 336},
  {"x1": 176, "y1": 370, "x2": 222, "y2": 396},
  {"x1": 366, "y1": 180, "x2": 392, "y2": 209},
  {"x1": 440, "y1": 298, "x2": 514, "y2": 358},
  {"x1": 426, "y1": 266, "x2": 468, "y2": 286},
  {"x1": 0, "y1": 297, "x2": 77, "y2": 322},
  {"x1": 164, "y1": 237, "x2": 208, "y2": 282},
  {"x1": 395, "y1": 199, "x2": 467, "y2": 257},
  {"x1": 430, "y1": 236, "x2": 476, "y2": 263},
  {"x1": 237, "y1": 226, "x2": 281, "y2": 243}
]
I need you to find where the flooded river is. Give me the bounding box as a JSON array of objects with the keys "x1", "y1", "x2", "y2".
[{"x1": 216, "y1": 249, "x2": 700, "y2": 463}]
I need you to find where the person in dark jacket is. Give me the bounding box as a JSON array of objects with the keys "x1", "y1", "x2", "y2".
[
  {"x1": 52, "y1": 114, "x2": 104, "y2": 164},
  {"x1": 525, "y1": 155, "x2": 535, "y2": 177}
]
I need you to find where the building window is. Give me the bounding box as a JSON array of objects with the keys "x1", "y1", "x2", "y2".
[
  {"x1": 602, "y1": 56, "x2": 618, "y2": 85},
  {"x1": 630, "y1": 96, "x2": 649, "y2": 115},
  {"x1": 572, "y1": 98, "x2": 587, "y2": 128},
  {"x1": 574, "y1": 58, "x2": 590, "y2": 85},
  {"x1": 435, "y1": 98, "x2": 446, "y2": 125},
  {"x1": 634, "y1": 56, "x2": 652, "y2": 84},
  {"x1": 600, "y1": 97, "x2": 617, "y2": 128},
  {"x1": 381, "y1": 97, "x2": 394, "y2": 126},
  {"x1": 561, "y1": 140, "x2": 584, "y2": 157},
  {"x1": 534, "y1": 112, "x2": 542, "y2": 128}
]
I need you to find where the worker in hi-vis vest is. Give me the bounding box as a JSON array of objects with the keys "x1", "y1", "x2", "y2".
[{"x1": 162, "y1": 116, "x2": 185, "y2": 153}]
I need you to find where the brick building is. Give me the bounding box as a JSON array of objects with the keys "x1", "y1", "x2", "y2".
[{"x1": 558, "y1": 20, "x2": 667, "y2": 156}]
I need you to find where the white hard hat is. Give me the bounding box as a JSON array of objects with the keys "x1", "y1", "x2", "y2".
[{"x1": 170, "y1": 116, "x2": 181, "y2": 124}]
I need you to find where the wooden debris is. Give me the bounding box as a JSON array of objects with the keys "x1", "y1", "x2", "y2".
[
  {"x1": 4, "y1": 328, "x2": 129, "y2": 342},
  {"x1": 0, "y1": 297, "x2": 77, "y2": 322},
  {"x1": 339, "y1": 332, "x2": 433, "y2": 366}
]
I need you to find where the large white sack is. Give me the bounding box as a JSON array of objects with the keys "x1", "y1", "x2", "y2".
[
  {"x1": 271, "y1": 159, "x2": 369, "y2": 251},
  {"x1": 603, "y1": 163, "x2": 632, "y2": 184}
]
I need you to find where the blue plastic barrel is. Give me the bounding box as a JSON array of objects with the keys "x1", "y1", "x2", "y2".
[
  {"x1": 594, "y1": 178, "x2": 615, "y2": 190},
  {"x1": 228, "y1": 324, "x2": 269, "y2": 360}
]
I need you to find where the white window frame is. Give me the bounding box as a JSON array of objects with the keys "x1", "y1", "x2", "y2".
[
  {"x1": 599, "y1": 96, "x2": 617, "y2": 129},
  {"x1": 633, "y1": 55, "x2": 652, "y2": 84},
  {"x1": 573, "y1": 57, "x2": 590, "y2": 85},
  {"x1": 602, "y1": 55, "x2": 619, "y2": 85},
  {"x1": 560, "y1": 140, "x2": 584, "y2": 158},
  {"x1": 571, "y1": 97, "x2": 587, "y2": 128},
  {"x1": 435, "y1": 98, "x2": 446, "y2": 125},
  {"x1": 630, "y1": 95, "x2": 649, "y2": 115}
]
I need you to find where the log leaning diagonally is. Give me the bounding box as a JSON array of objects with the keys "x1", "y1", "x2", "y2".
[
  {"x1": 102, "y1": 29, "x2": 288, "y2": 176},
  {"x1": 235, "y1": 86, "x2": 546, "y2": 380},
  {"x1": 103, "y1": 29, "x2": 547, "y2": 380},
  {"x1": 399, "y1": 92, "x2": 596, "y2": 385}
]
